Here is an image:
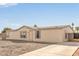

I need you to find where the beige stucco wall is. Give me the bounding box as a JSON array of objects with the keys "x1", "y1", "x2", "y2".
[
  {"x1": 62, "y1": 27, "x2": 74, "y2": 41},
  {"x1": 63, "y1": 27, "x2": 73, "y2": 33},
  {"x1": 32, "y1": 29, "x2": 64, "y2": 43},
  {"x1": 33, "y1": 27, "x2": 73, "y2": 43},
  {"x1": 6, "y1": 27, "x2": 33, "y2": 41}
]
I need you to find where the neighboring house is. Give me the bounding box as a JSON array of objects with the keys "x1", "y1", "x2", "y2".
[
  {"x1": 74, "y1": 27, "x2": 79, "y2": 33},
  {"x1": 1, "y1": 25, "x2": 74, "y2": 43}
]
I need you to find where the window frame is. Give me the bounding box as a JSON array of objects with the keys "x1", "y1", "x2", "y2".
[
  {"x1": 36, "y1": 30, "x2": 41, "y2": 39},
  {"x1": 20, "y1": 31, "x2": 27, "y2": 38}
]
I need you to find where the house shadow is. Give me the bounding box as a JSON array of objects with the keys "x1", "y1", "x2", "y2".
[
  {"x1": 1, "y1": 39, "x2": 53, "y2": 44},
  {"x1": 1, "y1": 39, "x2": 28, "y2": 43}
]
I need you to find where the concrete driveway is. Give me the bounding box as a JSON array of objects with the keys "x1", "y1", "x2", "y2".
[
  {"x1": 20, "y1": 42, "x2": 79, "y2": 56},
  {"x1": 57, "y1": 42, "x2": 79, "y2": 46}
]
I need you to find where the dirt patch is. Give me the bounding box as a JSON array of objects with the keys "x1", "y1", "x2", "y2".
[{"x1": 0, "y1": 40, "x2": 49, "y2": 56}]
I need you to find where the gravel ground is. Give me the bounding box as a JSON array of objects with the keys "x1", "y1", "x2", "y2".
[
  {"x1": 0, "y1": 40, "x2": 79, "y2": 56},
  {"x1": 0, "y1": 40, "x2": 49, "y2": 56}
]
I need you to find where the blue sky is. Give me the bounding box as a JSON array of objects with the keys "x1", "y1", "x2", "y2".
[{"x1": 0, "y1": 3, "x2": 79, "y2": 31}]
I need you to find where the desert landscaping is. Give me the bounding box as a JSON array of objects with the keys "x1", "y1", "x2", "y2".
[
  {"x1": 0, "y1": 40, "x2": 50, "y2": 56},
  {"x1": 0, "y1": 40, "x2": 79, "y2": 56}
]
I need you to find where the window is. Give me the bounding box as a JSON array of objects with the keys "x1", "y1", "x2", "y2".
[
  {"x1": 65, "y1": 33, "x2": 73, "y2": 39},
  {"x1": 20, "y1": 31, "x2": 26, "y2": 38},
  {"x1": 36, "y1": 31, "x2": 40, "y2": 39}
]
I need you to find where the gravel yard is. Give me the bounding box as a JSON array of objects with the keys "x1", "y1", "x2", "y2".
[
  {"x1": 0, "y1": 40, "x2": 49, "y2": 56},
  {"x1": 0, "y1": 40, "x2": 79, "y2": 56}
]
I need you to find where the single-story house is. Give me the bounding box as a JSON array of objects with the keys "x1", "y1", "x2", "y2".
[{"x1": 1, "y1": 25, "x2": 74, "y2": 43}]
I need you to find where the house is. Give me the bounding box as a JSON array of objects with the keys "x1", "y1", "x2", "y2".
[
  {"x1": 73, "y1": 26, "x2": 79, "y2": 33},
  {"x1": 1, "y1": 25, "x2": 74, "y2": 43},
  {"x1": 72, "y1": 26, "x2": 79, "y2": 39}
]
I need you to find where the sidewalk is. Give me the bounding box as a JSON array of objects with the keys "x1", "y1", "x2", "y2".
[{"x1": 20, "y1": 45, "x2": 78, "y2": 56}]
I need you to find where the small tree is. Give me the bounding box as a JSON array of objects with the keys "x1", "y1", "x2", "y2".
[
  {"x1": 72, "y1": 23, "x2": 74, "y2": 27},
  {"x1": 2, "y1": 28, "x2": 12, "y2": 33},
  {"x1": 34, "y1": 24, "x2": 37, "y2": 27}
]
